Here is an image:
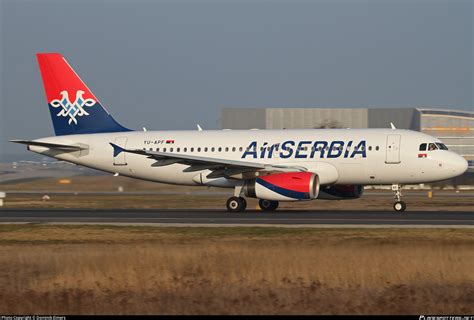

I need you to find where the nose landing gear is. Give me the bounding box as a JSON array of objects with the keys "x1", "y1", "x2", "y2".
[{"x1": 392, "y1": 184, "x2": 406, "y2": 212}]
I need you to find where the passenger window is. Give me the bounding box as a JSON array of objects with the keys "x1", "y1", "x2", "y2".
[
  {"x1": 191, "y1": 147, "x2": 194, "y2": 152},
  {"x1": 232, "y1": 147, "x2": 236, "y2": 152},
  {"x1": 163, "y1": 148, "x2": 167, "y2": 152},
  {"x1": 177, "y1": 148, "x2": 180, "y2": 152},
  {"x1": 204, "y1": 147, "x2": 208, "y2": 152},
  {"x1": 239, "y1": 147, "x2": 243, "y2": 152},
  {"x1": 419, "y1": 143, "x2": 427, "y2": 151},
  {"x1": 197, "y1": 147, "x2": 201, "y2": 152},
  {"x1": 225, "y1": 147, "x2": 229, "y2": 152},
  {"x1": 368, "y1": 146, "x2": 372, "y2": 151},
  {"x1": 428, "y1": 143, "x2": 438, "y2": 151},
  {"x1": 218, "y1": 147, "x2": 222, "y2": 152},
  {"x1": 184, "y1": 147, "x2": 187, "y2": 152},
  {"x1": 375, "y1": 146, "x2": 379, "y2": 151},
  {"x1": 211, "y1": 147, "x2": 215, "y2": 152}
]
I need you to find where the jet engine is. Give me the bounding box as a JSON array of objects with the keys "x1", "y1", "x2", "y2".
[
  {"x1": 317, "y1": 184, "x2": 364, "y2": 200},
  {"x1": 244, "y1": 172, "x2": 319, "y2": 201}
]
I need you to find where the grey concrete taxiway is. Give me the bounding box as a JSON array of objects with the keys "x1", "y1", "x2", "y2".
[{"x1": 0, "y1": 209, "x2": 473, "y2": 227}]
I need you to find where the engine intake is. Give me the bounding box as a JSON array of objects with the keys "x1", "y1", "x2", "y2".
[{"x1": 244, "y1": 172, "x2": 319, "y2": 201}]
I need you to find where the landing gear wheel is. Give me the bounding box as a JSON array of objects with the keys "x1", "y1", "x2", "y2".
[
  {"x1": 226, "y1": 196, "x2": 246, "y2": 212},
  {"x1": 393, "y1": 201, "x2": 406, "y2": 212},
  {"x1": 241, "y1": 198, "x2": 247, "y2": 210},
  {"x1": 258, "y1": 199, "x2": 279, "y2": 211}
]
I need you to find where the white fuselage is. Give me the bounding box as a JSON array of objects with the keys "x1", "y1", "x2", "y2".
[{"x1": 28, "y1": 128, "x2": 468, "y2": 188}]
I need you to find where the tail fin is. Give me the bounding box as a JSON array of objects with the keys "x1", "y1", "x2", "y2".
[{"x1": 37, "y1": 53, "x2": 131, "y2": 136}]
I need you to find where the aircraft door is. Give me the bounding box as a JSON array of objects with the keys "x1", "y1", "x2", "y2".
[
  {"x1": 113, "y1": 137, "x2": 128, "y2": 166},
  {"x1": 385, "y1": 134, "x2": 401, "y2": 164}
]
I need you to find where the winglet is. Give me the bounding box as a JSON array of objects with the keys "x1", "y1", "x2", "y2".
[
  {"x1": 390, "y1": 122, "x2": 396, "y2": 129},
  {"x1": 109, "y1": 142, "x2": 125, "y2": 157}
]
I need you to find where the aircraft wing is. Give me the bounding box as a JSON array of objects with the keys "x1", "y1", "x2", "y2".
[
  {"x1": 10, "y1": 140, "x2": 85, "y2": 151},
  {"x1": 110, "y1": 143, "x2": 307, "y2": 179}
]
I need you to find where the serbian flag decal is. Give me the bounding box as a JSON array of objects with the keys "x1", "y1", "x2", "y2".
[{"x1": 418, "y1": 153, "x2": 428, "y2": 158}]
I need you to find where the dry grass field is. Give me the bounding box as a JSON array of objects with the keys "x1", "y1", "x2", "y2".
[{"x1": 0, "y1": 225, "x2": 473, "y2": 314}]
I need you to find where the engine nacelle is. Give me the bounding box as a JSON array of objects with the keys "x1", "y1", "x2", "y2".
[
  {"x1": 317, "y1": 184, "x2": 364, "y2": 200},
  {"x1": 244, "y1": 172, "x2": 320, "y2": 201}
]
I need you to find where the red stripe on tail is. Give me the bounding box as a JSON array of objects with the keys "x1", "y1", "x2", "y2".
[{"x1": 37, "y1": 53, "x2": 97, "y2": 103}]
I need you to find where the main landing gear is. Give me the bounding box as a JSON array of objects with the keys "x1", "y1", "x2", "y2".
[
  {"x1": 258, "y1": 199, "x2": 279, "y2": 211},
  {"x1": 392, "y1": 184, "x2": 407, "y2": 212},
  {"x1": 226, "y1": 184, "x2": 280, "y2": 212},
  {"x1": 225, "y1": 197, "x2": 280, "y2": 212},
  {"x1": 226, "y1": 196, "x2": 247, "y2": 212}
]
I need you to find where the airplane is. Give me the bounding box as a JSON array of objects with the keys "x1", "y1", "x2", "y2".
[{"x1": 11, "y1": 53, "x2": 468, "y2": 212}]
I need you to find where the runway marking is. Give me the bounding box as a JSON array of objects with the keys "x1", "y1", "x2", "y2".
[
  {"x1": 0, "y1": 222, "x2": 473, "y2": 229},
  {"x1": 1, "y1": 209, "x2": 472, "y2": 227},
  {"x1": 0, "y1": 217, "x2": 472, "y2": 223}
]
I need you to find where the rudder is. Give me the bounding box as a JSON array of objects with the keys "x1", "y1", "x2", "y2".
[{"x1": 37, "y1": 53, "x2": 131, "y2": 136}]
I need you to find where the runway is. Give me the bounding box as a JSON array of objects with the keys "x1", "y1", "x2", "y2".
[{"x1": 0, "y1": 209, "x2": 473, "y2": 227}]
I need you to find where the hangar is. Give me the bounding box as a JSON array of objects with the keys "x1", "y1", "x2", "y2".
[{"x1": 221, "y1": 107, "x2": 474, "y2": 172}]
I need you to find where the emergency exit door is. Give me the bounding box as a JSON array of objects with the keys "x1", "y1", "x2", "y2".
[
  {"x1": 385, "y1": 134, "x2": 401, "y2": 164},
  {"x1": 113, "y1": 137, "x2": 128, "y2": 166}
]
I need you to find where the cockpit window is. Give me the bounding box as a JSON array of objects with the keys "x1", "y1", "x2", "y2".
[
  {"x1": 419, "y1": 143, "x2": 427, "y2": 151},
  {"x1": 428, "y1": 143, "x2": 438, "y2": 151},
  {"x1": 436, "y1": 143, "x2": 449, "y2": 150}
]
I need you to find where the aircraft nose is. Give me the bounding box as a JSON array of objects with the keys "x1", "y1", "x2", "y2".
[
  {"x1": 448, "y1": 153, "x2": 468, "y2": 176},
  {"x1": 456, "y1": 155, "x2": 469, "y2": 174}
]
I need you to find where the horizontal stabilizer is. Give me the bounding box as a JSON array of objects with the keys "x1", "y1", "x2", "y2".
[{"x1": 10, "y1": 140, "x2": 84, "y2": 151}]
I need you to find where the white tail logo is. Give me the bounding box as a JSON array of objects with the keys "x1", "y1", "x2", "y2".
[{"x1": 50, "y1": 90, "x2": 96, "y2": 125}]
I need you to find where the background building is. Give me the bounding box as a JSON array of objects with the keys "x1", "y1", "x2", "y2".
[{"x1": 221, "y1": 107, "x2": 474, "y2": 174}]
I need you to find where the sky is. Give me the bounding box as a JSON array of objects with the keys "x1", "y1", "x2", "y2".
[{"x1": 0, "y1": 0, "x2": 472, "y2": 160}]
